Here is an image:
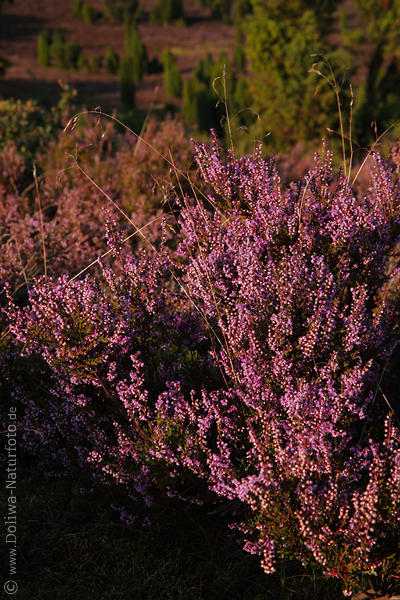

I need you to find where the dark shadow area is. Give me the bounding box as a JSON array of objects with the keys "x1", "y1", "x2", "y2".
[
  {"x1": 184, "y1": 14, "x2": 216, "y2": 26},
  {"x1": 0, "y1": 77, "x2": 120, "y2": 111},
  {"x1": 0, "y1": 459, "x2": 342, "y2": 600},
  {"x1": 0, "y1": 77, "x2": 62, "y2": 105},
  {"x1": 0, "y1": 13, "x2": 48, "y2": 41}
]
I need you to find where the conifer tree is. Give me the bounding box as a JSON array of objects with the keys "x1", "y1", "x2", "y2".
[
  {"x1": 182, "y1": 79, "x2": 198, "y2": 124},
  {"x1": 51, "y1": 31, "x2": 67, "y2": 69},
  {"x1": 105, "y1": 46, "x2": 119, "y2": 74},
  {"x1": 162, "y1": 49, "x2": 182, "y2": 97},
  {"x1": 119, "y1": 56, "x2": 136, "y2": 109},
  {"x1": 103, "y1": 0, "x2": 139, "y2": 23},
  {"x1": 64, "y1": 41, "x2": 81, "y2": 70},
  {"x1": 37, "y1": 30, "x2": 51, "y2": 67},
  {"x1": 245, "y1": 0, "x2": 338, "y2": 149},
  {"x1": 152, "y1": 0, "x2": 184, "y2": 23},
  {"x1": 124, "y1": 19, "x2": 148, "y2": 83}
]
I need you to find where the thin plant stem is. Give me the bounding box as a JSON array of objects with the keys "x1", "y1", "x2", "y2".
[{"x1": 33, "y1": 163, "x2": 47, "y2": 278}]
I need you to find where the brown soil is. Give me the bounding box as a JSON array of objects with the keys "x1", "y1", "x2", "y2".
[{"x1": 0, "y1": 0, "x2": 235, "y2": 112}]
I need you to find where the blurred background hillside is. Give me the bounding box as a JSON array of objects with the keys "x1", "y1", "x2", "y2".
[{"x1": 1, "y1": 0, "x2": 400, "y2": 167}]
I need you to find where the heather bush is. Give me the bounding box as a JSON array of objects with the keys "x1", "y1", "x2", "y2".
[
  {"x1": 0, "y1": 114, "x2": 200, "y2": 296},
  {"x1": 5, "y1": 133, "x2": 400, "y2": 596},
  {"x1": 173, "y1": 139, "x2": 400, "y2": 593},
  {"x1": 0, "y1": 91, "x2": 75, "y2": 165}
]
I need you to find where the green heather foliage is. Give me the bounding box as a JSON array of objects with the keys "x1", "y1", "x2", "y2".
[
  {"x1": 124, "y1": 19, "x2": 148, "y2": 83},
  {"x1": 0, "y1": 92, "x2": 75, "y2": 165},
  {"x1": 105, "y1": 46, "x2": 120, "y2": 74},
  {"x1": 37, "y1": 30, "x2": 51, "y2": 66},
  {"x1": 162, "y1": 49, "x2": 182, "y2": 97},
  {"x1": 119, "y1": 56, "x2": 136, "y2": 108},
  {"x1": 152, "y1": 0, "x2": 184, "y2": 23}
]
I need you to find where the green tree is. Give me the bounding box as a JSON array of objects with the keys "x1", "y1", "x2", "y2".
[
  {"x1": 211, "y1": 53, "x2": 235, "y2": 99},
  {"x1": 119, "y1": 56, "x2": 136, "y2": 109},
  {"x1": 162, "y1": 49, "x2": 182, "y2": 97},
  {"x1": 152, "y1": 0, "x2": 184, "y2": 23},
  {"x1": 51, "y1": 31, "x2": 67, "y2": 69},
  {"x1": 103, "y1": 0, "x2": 139, "y2": 23},
  {"x1": 81, "y1": 3, "x2": 100, "y2": 23},
  {"x1": 72, "y1": 0, "x2": 84, "y2": 18},
  {"x1": 182, "y1": 79, "x2": 200, "y2": 124},
  {"x1": 198, "y1": 0, "x2": 232, "y2": 19},
  {"x1": 64, "y1": 41, "x2": 81, "y2": 70},
  {"x1": 182, "y1": 78, "x2": 222, "y2": 133},
  {"x1": 233, "y1": 45, "x2": 245, "y2": 70},
  {"x1": 245, "y1": 0, "x2": 338, "y2": 149},
  {"x1": 233, "y1": 76, "x2": 250, "y2": 113},
  {"x1": 193, "y1": 53, "x2": 214, "y2": 84},
  {"x1": 105, "y1": 46, "x2": 120, "y2": 74},
  {"x1": 124, "y1": 19, "x2": 148, "y2": 82},
  {"x1": 37, "y1": 30, "x2": 52, "y2": 67},
  {"x1": 87, "y1": 54, "x2": 102, "y2": 73},
  {"x1": 351, "y1": 0, "x2": 400, "y2": 143}
]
